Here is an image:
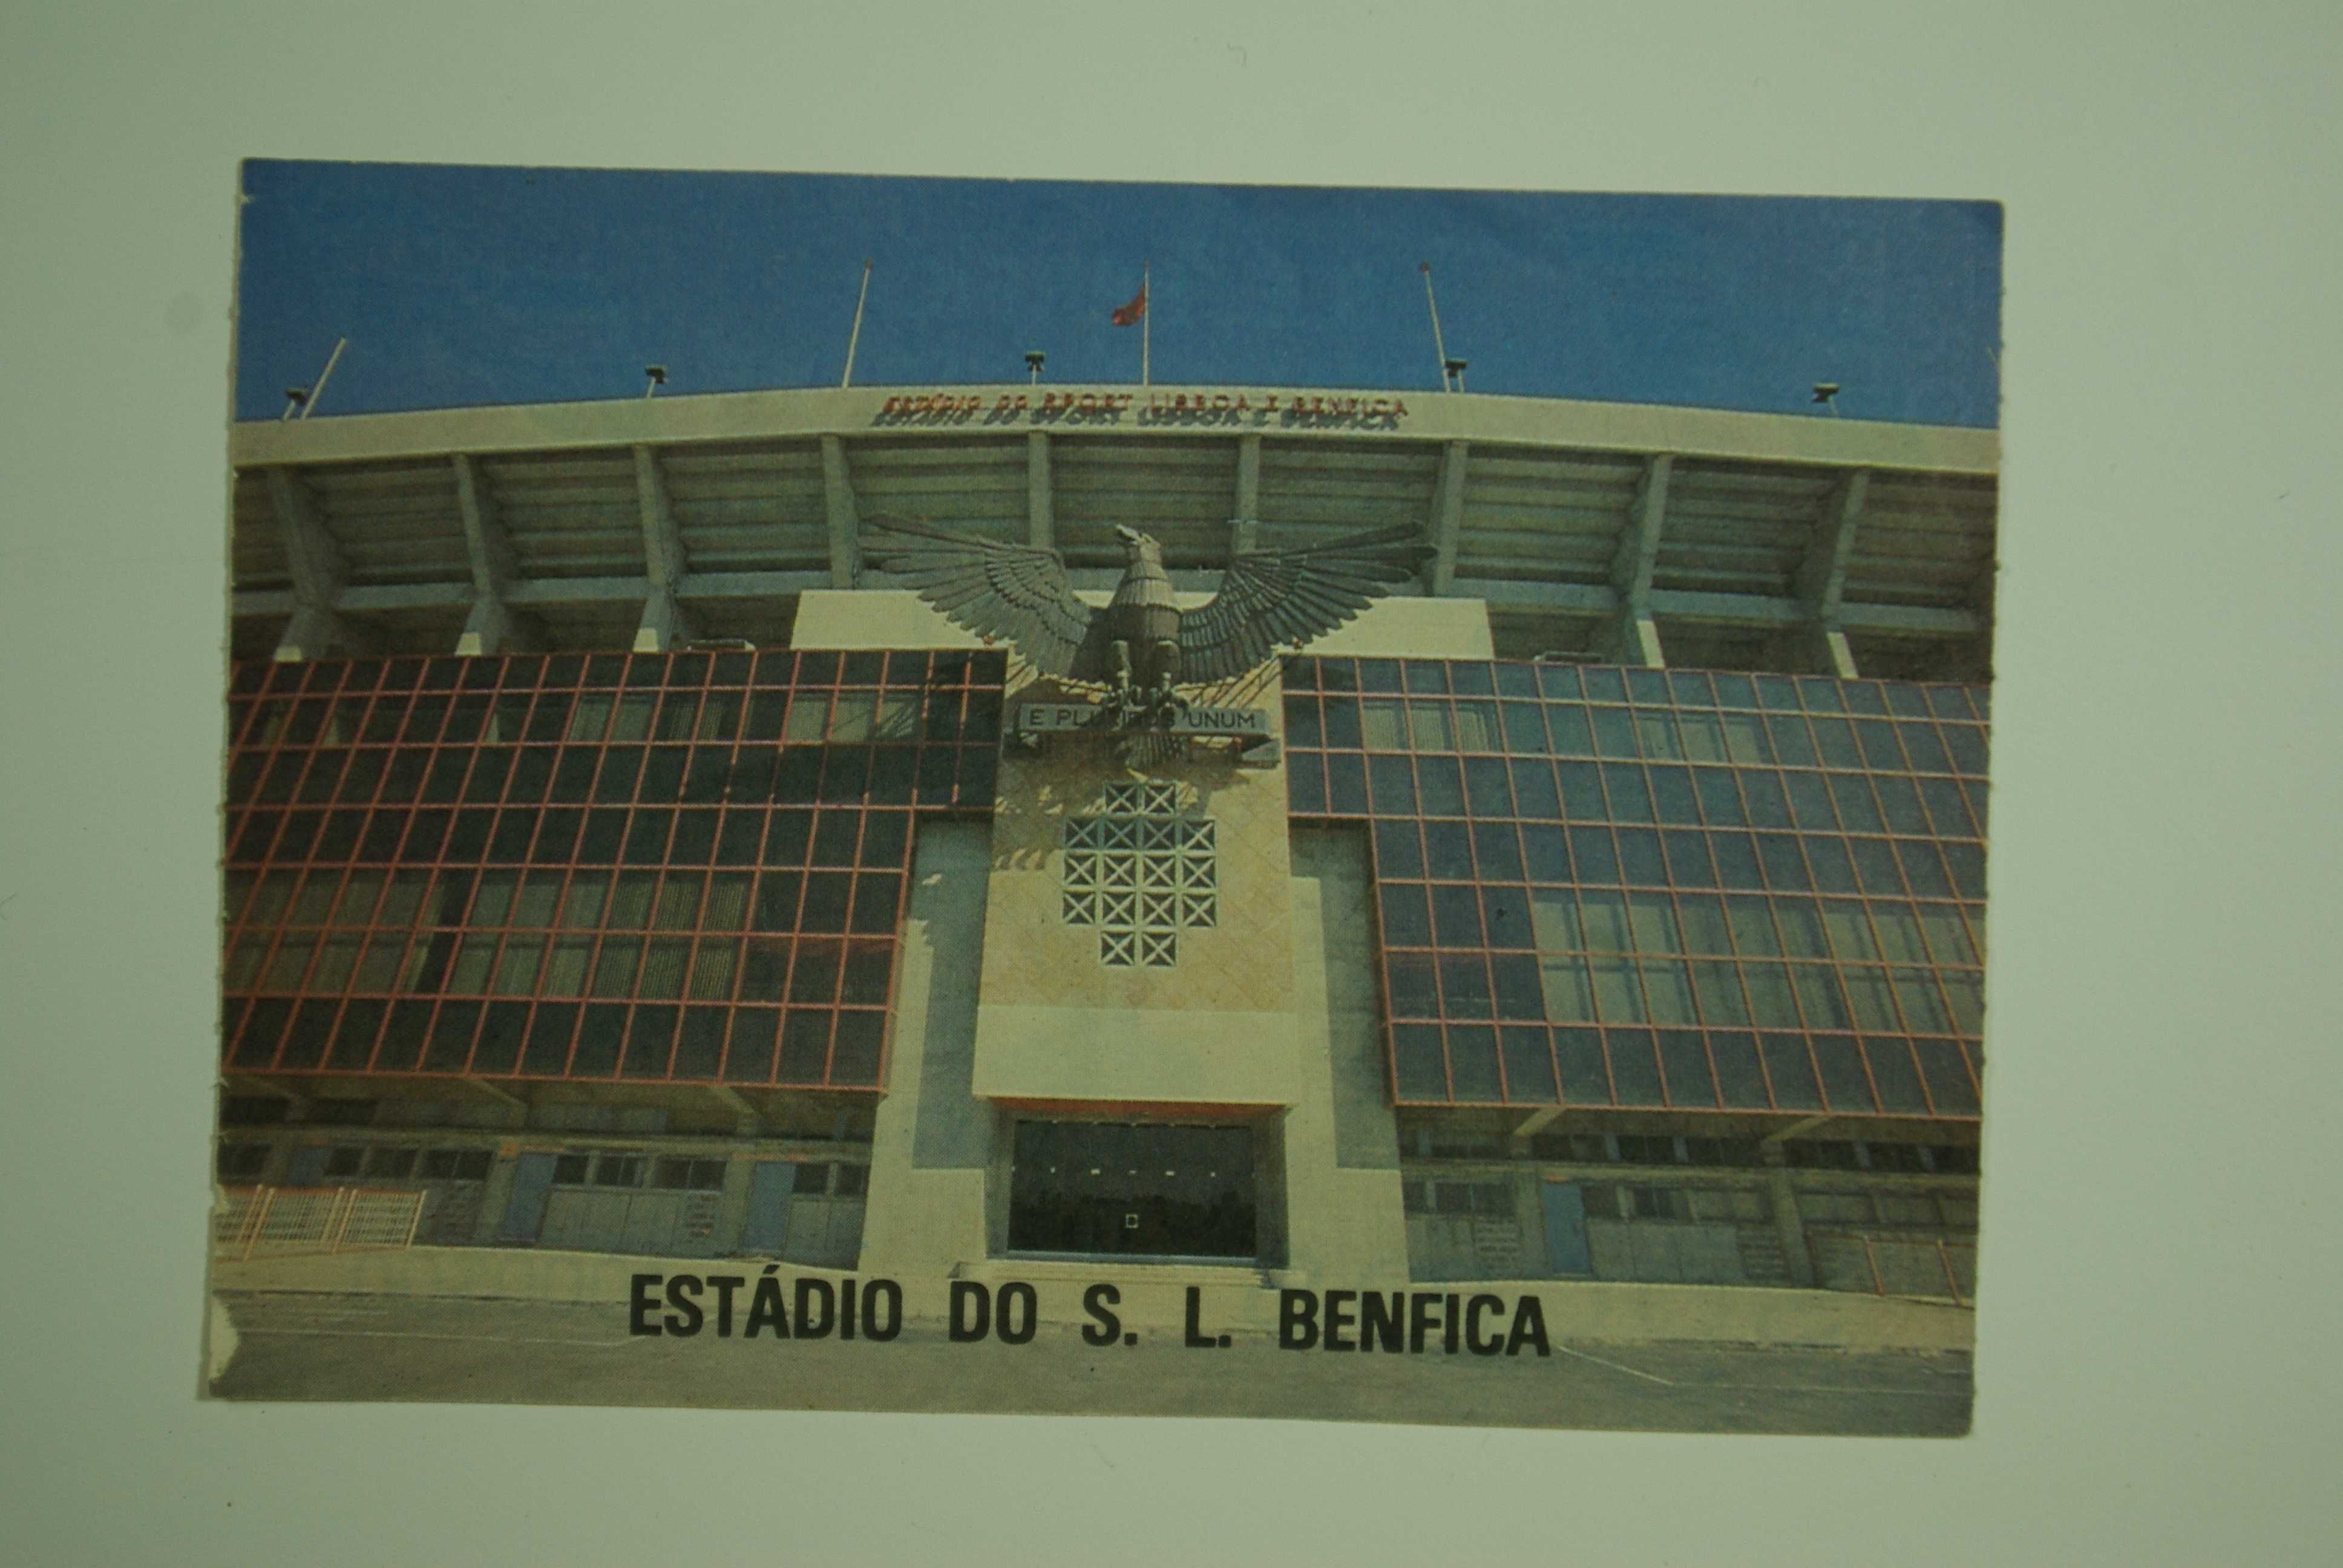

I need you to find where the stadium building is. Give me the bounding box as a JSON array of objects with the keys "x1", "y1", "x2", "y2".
[{"x1": 217, "y1": 383, "x2": 1992, "y2": 1305}]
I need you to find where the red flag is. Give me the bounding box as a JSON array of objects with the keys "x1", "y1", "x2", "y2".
[{"x1": 1110, "y1": 282, "x2": 1148, "y2": 327}]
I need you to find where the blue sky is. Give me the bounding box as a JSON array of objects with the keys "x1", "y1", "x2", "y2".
[{"x1": 234, "y1": 162, "x2": 2000, "y2": 426}]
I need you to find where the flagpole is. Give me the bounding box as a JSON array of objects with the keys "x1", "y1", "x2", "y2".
[
  {"x1": 840, "y1": 258, "x2": 873, "y2": 388},
  {"x1": 1141, "y1": 260, "x2": 1151, "y2": 387},
  {"x1": 1420, "y1": 263, "x2": 1450, "y2": 390}
]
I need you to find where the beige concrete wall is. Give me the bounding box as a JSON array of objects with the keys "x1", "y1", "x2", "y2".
[
  {"x1": 1303, "y1": 596, "x2": 1492, "y2": 659},
  {"x1": 970, "y1": 661, "x2": 1299, "y2": 1107},
  {"x1": 793, "y1": 587, "x2": 1491, "y2": 661},
  {"x1": 791, "y1": 590, "x2": 986, "y2": 650},
  {"x1": 1279, "y1": 831, "x2": 1411, "y2": 1284},
  {"x1": 856, "y1": 821, "x2": 996, "y2": 1277}
]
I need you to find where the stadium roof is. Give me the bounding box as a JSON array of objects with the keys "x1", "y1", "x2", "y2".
[{"x1": 228, "y1": 384, "x2": 1997, "y2": 678}]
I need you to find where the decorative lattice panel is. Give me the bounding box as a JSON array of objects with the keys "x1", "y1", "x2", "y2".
[{"x1": 1060, "y1": 779, "x2": 1219, "y2": 968}]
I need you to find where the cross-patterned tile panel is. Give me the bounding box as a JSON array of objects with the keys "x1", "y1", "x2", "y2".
[{"x1": 1061, "y1": 779, "x2": 1219, "y2": 968}]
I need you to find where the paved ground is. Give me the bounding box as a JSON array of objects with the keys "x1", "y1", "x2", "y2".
[{"x1": 211, "y1": 1291, "x2": 1972, "y2": 1436}]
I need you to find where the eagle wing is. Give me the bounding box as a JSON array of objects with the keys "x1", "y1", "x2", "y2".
[
  {"x1": 1178, "y1": 522, "x2": 1433, "y2": 684},
  {"x1": 863, "y1": 517, "x2": 1096, "y2": 679}
]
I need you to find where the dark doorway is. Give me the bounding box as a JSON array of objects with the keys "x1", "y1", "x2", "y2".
[{"x1": 1009, "y1": 1121, "x2": 1258, "y2": 1260}]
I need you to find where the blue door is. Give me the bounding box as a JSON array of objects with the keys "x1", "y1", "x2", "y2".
[
  {"x1": 497, "y1": 1153, "x2": 558, "y2": 1244},
  {"x1": 1541, "y1": 1181, "x2": 1593, "y2": 1277},
  {"x1": 284, "y1": 1146, "x2": 329, "y2": 1187},
  {"x1": 739, "y1": 1161, "x2": 796, "y2": 1253}
]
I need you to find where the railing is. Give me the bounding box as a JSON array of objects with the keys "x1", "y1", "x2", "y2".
[
  {"x1": 1807, "y1": 1231, "x2": 1976, "y2": 1307},
  {"x1": 212, "y1": 1186, "x2": 427, "y2": 1262}
]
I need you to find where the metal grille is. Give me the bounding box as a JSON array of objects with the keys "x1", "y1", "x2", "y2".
[
  {"x1": 1060, "y1": 779, "x2": 1218, "y2": 968},
  {"x1": 213, "y1": 1185, "x2": 427, "y2": 1261}
]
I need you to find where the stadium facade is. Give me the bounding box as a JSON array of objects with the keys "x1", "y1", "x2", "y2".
[{"x1": 218, "y1": 383, "x2": 1992, "y2": 1304}]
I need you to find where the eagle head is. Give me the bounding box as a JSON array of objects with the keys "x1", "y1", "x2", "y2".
[{"x1": 1113, "y1": 524, "x2": 1163, "y2": 567}]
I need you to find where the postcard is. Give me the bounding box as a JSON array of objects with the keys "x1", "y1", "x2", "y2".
[{"x1": 209, "y1": 163, "x2": 1996, "y2": 1434}]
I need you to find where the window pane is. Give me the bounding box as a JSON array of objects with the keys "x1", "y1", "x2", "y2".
[
  {"x1": 1627, "y1": 892, "x2": 1679, "y2": 952},
  {"x1": 783, "y1": 693, "x2": 830, "y2": 743},
  {"x1": 1741, "y1": 962, "x2": 1800, "y2": 1027},
  {"x1": 1539, "y1": 956, "x2": 1596, "y2": 1023},
  {"x1": 1448, "y1": 1026, "x2": 1502, "y2": 1100},
  {"x1": 1438, "y1": 955, "x2": 1493, "y2": 1018},
  {"x1": 1842, "y1": 967, "x2": 1899, "y2": 1030},
  {"x1": 1634, "y1": 711, "x2": 1680, "y2": 759},
  {"x1": 608, "y1": 872, "x2": 657, "y2": 928},
  {"x1": 1529, "y1": 889, "x2": 1581, "y2": 953},
  {"x1": 542, "y1": 937, "x2": 591, "y2": 996},
  {"x1": 1892, "y1": 968, "x2": 1951, "y2": 1033},
  {"x1": 1577, "y1": 890, "x2": 1630, "y2": 952},
  {"x1": 1392, "y1": 1024, "x2": 1448, "y2": 1099},
  {"x1": 491, "y1": 936, "x2": 543, "y2": 996},
  {"x1": 592, "y1": 939, "x2": 640, "y2": 998},
  {"x1": 1554, "y1": 1027, "x2": 1610, "y2": 1103},
  {"x1": 1659, "y1": 1031, "x2": 1715, "y2": 1108},
  {"x1": 1942, "y1": 972, "x2": 1985, "y2": 1036},
  {"x1": 1431, "y1": 884, "x2": 1484, "y2": 947},
  {"x1": 1676, "y1": 713, "x2": 1726, "y2": 762},
  {"x1": 1822, "y1": 900, "x2": 1879, "y2": 959},
  {"x1": 448, "y1": 934, "x2": 498, "y2": 993},
  {"x1": 1710, "y1": 1032, "x2": 1771, "y2": 1108},
  {"x1": 1676, "y1": 895, "x2": 1731, "y2": 954},
  {"x1": 1592, "y1": 707, "x2": 1640, "y2": 758},
  {"x1": 1728, "y1": 895, "x2": 1783, "y2": 955},
  {"x1": 1378, "y1": 884, "x2": 1431, "y2": 947},
  {"x1": 1791, "y1": 965, "x2": 1851, "y2": 1029},
  {"x1": 262, "y1": 935, "x2": 315, "y2": 991},
  {"x1": 1812, "y1": 1037, "x2": 1876, "y2": 1112},
  {"x1": 1386, "y1": 953, "x2": 1439, "y2": 1018},
  {"x1": 292, "y1": 935, "x2": 353, "y2": 997},
  {"x1": 1639, "y1": 959, "x2": 1697, "y2": 1024},
  {"x1": 1760, "y1": 1034, "x2": 1824, "y2": 1109},
  {"x1": 1588, "y1": 958, "x2": 1645, "y2": 1022},
  {"x1": 1501, "y1": 1027, "x2": 1558, "y2": 1103},
  {"x1": 1915, "y1": 1039, "x2": 1981, "y2": 1114},
  {"x1": 1689, "y1": 961, "x2": 1749, "y2": 1026},
  {"x1": 352, "y1": 933, "x2": 406, "y2": 991},
  {"x1": 1453, "y1": 701, "x2": 1499, "y2": 753},
  {"x1": 1481, "y1": 885, "x2": 1533, "y2": 949},
  {"x1": 1605, "y1": 1030, "x2": 1663, "y2": 1105}
]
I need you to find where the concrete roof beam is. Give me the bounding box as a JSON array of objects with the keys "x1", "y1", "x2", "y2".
[
  {"x1": 821, "y1": 434, "x2": 861, "y2": 589},
  {"x1": 263, "y1": 466, "x2": 372, "y2": 661},
  {"x1": 1786, "y1": 468, "x2": 1870, "y2": 677},
  {"x1": 1025, "y1": 431, "x2": 1054, "y2": 550},
  {"x1": 631, "y1": 445, "x2": 697, "y2": 652},
  {"x1": 1423, "y1": 439, "x2": 1468, "y2": 595},
  {"x1": 1601, "y1": 452, "x2": 1673, "y2": 668},
  {"x1": 451, "y1": 453, "x2": 535, "y2": 655}
]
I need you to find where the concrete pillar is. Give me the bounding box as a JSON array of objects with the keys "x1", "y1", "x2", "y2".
[
  {"x1": 1234, "y1": 432, "x2": 1262, "y2": 521},
  {"x1": 820, "y1": 435, "x2": 861, "y2": 589},
  {"x1": 711, "y1": 1150, "x2": 758, "y2": 1254},
  {"x1": 856, "y1": 822, "x2": 998, "y2": 1275},
  {"x1": 1025, "y1": 432, "x2": 1053, "y2": 550},
  {"x1": 1280, "y1": 829, "x2": 1412, "y2": 1285},
  {"x1": 1607, "y1": 614, "x2": 1666, "y2": 669},
  {"x1": 1511, "y1": 1165, "x2": 1547, "y2": 1277},
  {"x1": 470, "y1": 1149, "x2": 524, "y2": 1245},
  {"x1": 1761, "y1": 1143, "x2": 1817, "y2": 1287},
  {"x1": 1423, "y1": 440, "x2": 1467, "y2": 595}
]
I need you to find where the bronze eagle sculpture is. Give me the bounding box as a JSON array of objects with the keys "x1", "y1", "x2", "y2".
[{"x1": 866, "y1": 517, "x2": 1430, "y2": 716}]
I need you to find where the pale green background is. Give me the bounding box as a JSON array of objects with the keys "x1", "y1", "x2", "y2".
[{"x1": 4, "y1": 4, "x2": 2338, "y2": 1561}]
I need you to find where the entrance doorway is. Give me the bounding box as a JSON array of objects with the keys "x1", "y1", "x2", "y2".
[{"x1": 1009, "y1": 1121, "x2": 1257, "y2": 1261}]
